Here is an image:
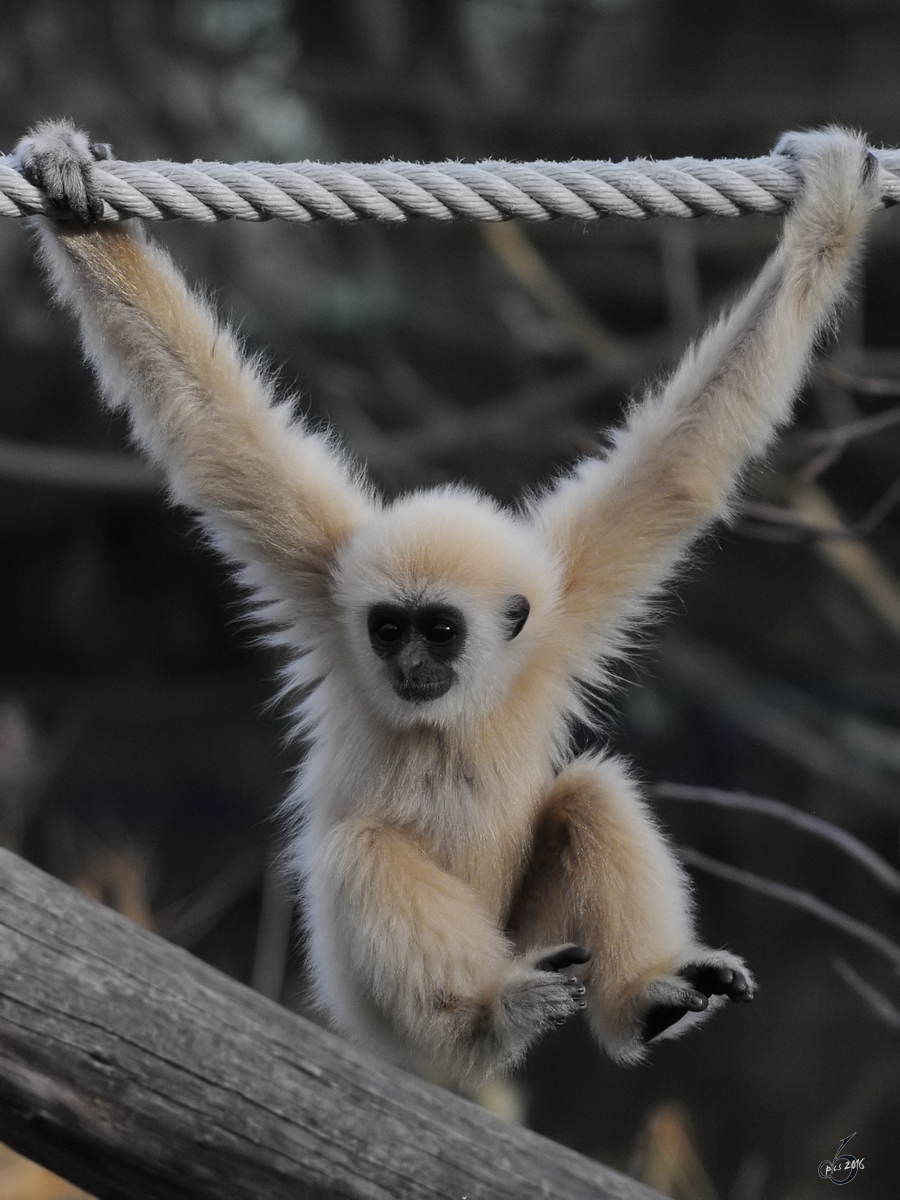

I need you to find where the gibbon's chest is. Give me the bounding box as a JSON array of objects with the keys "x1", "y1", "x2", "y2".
[
  {"x1": 392, "y1": 738, "x2": 541, "y2": 914},
  {"x1": 308, "y1": 716, "x2": 555, "y2": 912}
]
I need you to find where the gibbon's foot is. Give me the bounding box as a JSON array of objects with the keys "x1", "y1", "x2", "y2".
[
  {"x1": 499, "y1": 947, "x2": 589, "y2": 1041},
  {"x1": 15, "y1": 119, "x2": 110, "y2": 222},
  {"x1": 640, "y1": 957, "x2": 755, "y2": 1043},
  {"x1": 680, "y1": 962, "x2": 754, "y2": 1003}
]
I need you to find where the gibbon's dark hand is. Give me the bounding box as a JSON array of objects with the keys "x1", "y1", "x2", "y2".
[{"x1": 16, "y1": 120, "x2": 111, "y2": 223}]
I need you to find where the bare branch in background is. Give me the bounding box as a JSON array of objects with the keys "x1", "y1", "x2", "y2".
[
  {"x1": 738, "y1": 477, "x2": 900, "y2": 541},
  {"x1": 823, "y1": 365, "x2": 900, "y2": 397},
  {"x1": 0, "y1": 700, "x2": 44, "y2": 852},
  {"x1": 656, "y1": 783, "x2": 900, "y2": 893},
  {"x1": 801, "y1": 366, "x2": 900, "y2": 476},
  {"x1": 805, "y1": 400, "x2": 900, "y2": 454},
  {"x1": 0, "y1": 438, "x2": 160, "y2": 492},
  {"x1": 832, "y1": 958, "x2": 900, "y2": 1034},
  {"x1": 393, "y1": 366, "x2": 601, "y2": 456},
  {"x1": 628, "y1": 1102, "x2": 719, "y2": 1200},
  {"x1": 250, "y1": 855, "x2": 293, "y2": 1001},
  {"x1": 657, "y1": 219, "x2": 703, "y2": 343},
  {"x1": 481, "y1": 221, "x2": 634, "y2": 376},
  {"x1": 155, "y1": 850, "x2": 264, "y2": 948},
  {"x1": 735, "y1": 481, "x2": 900, "y2": 639},
  {"x1": 663, "y1": 639, "x2": 899, "y2": 802},
  {"x1": 678, "y1": 846, "x2": 900, "y2": 971},
  {"x1": 0, "y1": 1144, "x2": 94, "y2": 1200},
  {"x1": 735, "y1": 500, "x2": 845, "y2": 540},
  {"x1": 793, "y1": 482, "x2": 900, "y2": 639},
  {"x1": 70, "y1": 839, "x2": 156, "y2": 931}
]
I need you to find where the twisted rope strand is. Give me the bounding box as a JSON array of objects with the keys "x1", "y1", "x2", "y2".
[{"x1": 2, "y1": 150, "x2": 900, "y2": 223}]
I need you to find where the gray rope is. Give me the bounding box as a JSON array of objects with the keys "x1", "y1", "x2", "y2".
[{"x1": 2, "y1": 150, "x2": 900, "y2": 223}]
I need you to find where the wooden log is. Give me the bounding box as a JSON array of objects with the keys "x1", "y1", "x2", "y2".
[{"x1": 0, "y1": 847, "x2": 662, "y2": 1200}]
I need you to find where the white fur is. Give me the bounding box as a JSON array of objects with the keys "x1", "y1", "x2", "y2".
[{"x1": 18, "y1": 121, "x2": 881, "y2": 1085}]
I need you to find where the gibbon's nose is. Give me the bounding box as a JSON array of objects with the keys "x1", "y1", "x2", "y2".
[
  {"x1": 392, "y1": 637, "x2": 453, "y2": 702},
  {"x1": 398, "y1": 641, "x2": 428, "y2": 676}
]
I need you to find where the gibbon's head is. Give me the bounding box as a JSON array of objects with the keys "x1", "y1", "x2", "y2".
[{"x1": 332, "y1": 486, "x2": 560, "y2": 727}]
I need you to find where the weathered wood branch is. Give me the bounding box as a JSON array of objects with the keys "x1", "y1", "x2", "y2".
[{"x1": 0, "y1": 847, "x2": 661, "y2": 1200}]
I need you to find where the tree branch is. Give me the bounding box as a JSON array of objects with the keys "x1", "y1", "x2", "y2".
[
  {"x1": 678, "y1": 847, "x2": 900, "y2": 971},
  {"x1": 0, "y1": 847, "x2": 661, "y2": 1200},
  {"x1": 655, "y1": 783, "x2": 900, "y2": 893},
  {"x1": 832, "y1": 959, "x2": 900, "y2": 1034}
]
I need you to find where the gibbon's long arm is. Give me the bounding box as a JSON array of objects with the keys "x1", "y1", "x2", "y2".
[
  {"x1": 20, "y1": 124, "x2": 375, "y2": 624},
  {"x1": 534, "y1": 131, "x2": 879, "y2": 655}
]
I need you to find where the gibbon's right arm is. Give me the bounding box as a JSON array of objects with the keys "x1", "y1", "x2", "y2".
[
  {"x1": 16, "y1": 121, "x2": 375, "y2": 629},
  {"x1": 533, "y1": 129, "x2": 880, "y2": 661}
]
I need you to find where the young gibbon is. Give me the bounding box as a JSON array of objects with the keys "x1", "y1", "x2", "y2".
[{"x1": 16, "y1": 121, "x2": 879, "y2": 1086}]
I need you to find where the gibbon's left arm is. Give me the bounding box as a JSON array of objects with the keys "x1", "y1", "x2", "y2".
[
  {"x1": 533, "y1": 129, "x2": 880, "y2": 658},
  {"x1": 15, "y1": 121, "x2": 376, "y2": 630}
]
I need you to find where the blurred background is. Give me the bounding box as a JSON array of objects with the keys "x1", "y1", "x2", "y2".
[{"x1": 0, "y1": 1, "x2": 899, "y2": 1197}]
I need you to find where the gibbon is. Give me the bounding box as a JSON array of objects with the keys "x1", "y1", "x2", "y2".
[{"x1": 15, "y1": 121, "x2": 879, "y2": 1086}]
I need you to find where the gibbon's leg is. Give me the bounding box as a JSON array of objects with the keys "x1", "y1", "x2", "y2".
[
  {"x1": 532, "y1": 129, "x2": 881, "y2": 655},
  {"x1": 506, "y1": 756, "x2": 753, "y2": 1063},
  {"x1": 305, "y1": 816, "x2": 589, "y2": 1086},
  {"x1": 15, "y1": 120, "x2": 375, "y2": 622}
]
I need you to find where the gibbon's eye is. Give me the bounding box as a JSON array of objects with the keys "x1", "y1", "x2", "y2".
[
  {"x1": 425, "y1": 621, "x2": 456, "y2": 645},
  {"x1": 503, "y1": 594, "x2": 530, "y2": 640},
  {"x1": 367, "y1": 606, "x2": 408, "y2": 653}
]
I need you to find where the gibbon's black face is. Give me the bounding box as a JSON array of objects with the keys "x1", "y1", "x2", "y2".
[
  {"x1": 367, "y1": 594, "x2": 530, "y2": 705},
  {"x1": 368, "y1": 602, "x2": 467, "y2": 703}
]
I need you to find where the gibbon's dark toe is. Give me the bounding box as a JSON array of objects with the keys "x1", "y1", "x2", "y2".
[
  {"x1": 641, "y1": 991, "x2": 708, "y2": 1043},
  {"x1": 536, "y1": 944, "x2": 592, "y2": 973},
  {"x1": 562, "y1": 978, "x2": 587, "y2": 1010},
  {"x1": 549, "y1": 977, "x2": 586, "y2": 1026},
  {"x1": 679, "y1": 962, "x2": 755, "y2": 1003},
  {"x1": 61, "y1": 169, "x2": 96, "y2": 221},
  {"x1": 731, "y1": 971, "x2": 755, "y2": 1003},
  {"x1": 84, "y1": 183, "x2": 106, "y2": 222}
]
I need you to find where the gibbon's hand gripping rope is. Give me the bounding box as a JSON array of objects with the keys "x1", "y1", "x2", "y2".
[{"x1": 1, "y1": 147, "x2": 900, "y2": 223}]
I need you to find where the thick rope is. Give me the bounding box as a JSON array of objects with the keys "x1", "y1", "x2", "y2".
[{"x1": 2, "y1": 150, "x2": 900, "y2": 223}]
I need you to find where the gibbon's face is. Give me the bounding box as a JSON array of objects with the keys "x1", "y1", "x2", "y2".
[
  {"x1": 333, "y1": 487, "x2": 558, "y2": 726},
  {"x1": 367, "y1": 594, "x2": 530, "y2": 705},
  {"x1": 367, "y1": 600, "x2": 467, "y2": 704}
]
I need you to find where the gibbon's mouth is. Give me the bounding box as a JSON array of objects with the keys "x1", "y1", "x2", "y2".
[{"x1": 394, "y1": 678, "x2": 453, "y2": 704}]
